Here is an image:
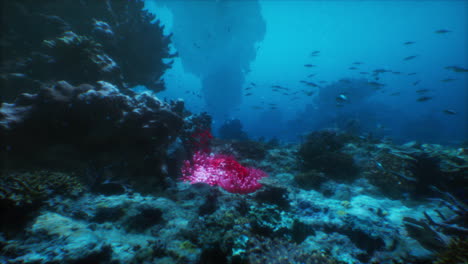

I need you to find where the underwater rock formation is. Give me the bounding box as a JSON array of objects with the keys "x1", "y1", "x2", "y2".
[
  {"x1": 298, "y1": 131, "x2": 359, "y2": 183},
  {"x1": 218, "y1": 119, "x2": 249, "y2": 141},
  {"x1": 0, "y1": 81, "x2": 184, "y2": 192},
  {"x1": 0, "y1": 0, "x2": 174, "y2": 101}
]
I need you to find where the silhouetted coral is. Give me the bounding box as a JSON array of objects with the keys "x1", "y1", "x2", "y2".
[
  {"x1": 218, "y1": 119, "x2": 248, "y2": 141},
  {"x1": 298, "y1": 131, "x2": 358, "y2": 183},
  {"x1": 0, "y1": 0, "x2": 174, "y2": 101},
  {"x1": 0, "y1": 81, "x2": 184, "y2": 193}
]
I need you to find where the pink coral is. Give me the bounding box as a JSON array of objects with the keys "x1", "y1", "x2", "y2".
[{"x1": 181, "y1": 151, "x2": 267, "y2": 194}]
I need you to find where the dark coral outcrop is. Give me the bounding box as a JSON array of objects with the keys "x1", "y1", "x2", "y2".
[
  {"x1": 0, "y1": 81, "x2": 184, "y2": 192},
  {"x1": 297, "y1": 131, "x2": 359, "y2": 185},
  {"x1": 0, "y1": 0, "x2": 174, "y2": 102}
]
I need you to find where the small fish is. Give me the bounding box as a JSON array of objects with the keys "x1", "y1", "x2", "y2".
[
  {"x1": 412, "y1": 80, "x2": 420, "y2": 86},
  {"x1": 301, "y1": 81, "x2": 319, "y2": 87},
  {"x1": 434, "y1": 29, "x2": 451, "y2": 34},
  {"x1": 319, "y1": 80, "x2": 327, "y2": 83},
  {"x1": 353, "y1": 62, "x2": 364, "y2": 65},
  {"x1": 310, "y1": 51, "x2": 320, "y2": 56},
  {"x1": 444, "y1": 66, "x2": 468, "y2": 73},
  {"x1": 407, "y1": 72, "x2": 417, "y2": 76},
  {"x1": 416, "y1": 89, "x2": 430, "y2": 93},
  {"x1": 392, "y1": 71, "x2": 401, "y2": 75},
  {"x1": 250, "y1": 82, "x2": 256, "y2": 86},
  {"x1": 307, "y1": 74, "x2": 316, "y2": 78},
  {"x1": 375, "y1": 161, "x2": 385, "y2": 170},
  {"x1": 304, "y1": 91, "x2": 315, "y2": 96},
  {"x1": 373, "y1": 69, "x2": 388, "y2": 74},
  {"x1": 403, "y1": 41, "x2": 415, "y2": 45},
  {"x1": 304, "y1": 64, "x2": 316, "y2": 67},
  {"x1": 368, "y1": 81, "x2": 385, "y2": 87},
  {"x1": 443, "y1": 109, "x2": 457, "y2": 115},
  {"x1": 349, "y1": 67, "x2": 357, "y2": 70},
  {"x1": 403, "y1": 55, "x2": 418, "y2": 61},
  {"x1": 336, "y1": 94, "x2": 348, "y2": 103},
  {"x1": 441, "y1": 78, "x2": 456, "y2": 82},
  {"x1": 245, "y1": 93, "x2": 253, "y2": 96},
  {"x1": 417, "y1": 96, "x2": 432, "y2": 102},
  {"x1": 245, "y1": 87, "x2": 252, "y2": 90},
  {"x1": 271, "y1": 85, "x2": 282, "y2": 89}
]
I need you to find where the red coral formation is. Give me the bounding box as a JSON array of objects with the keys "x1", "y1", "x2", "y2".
[{"x1": 181, "y1": 151, "x2": 267, "y2": 194}]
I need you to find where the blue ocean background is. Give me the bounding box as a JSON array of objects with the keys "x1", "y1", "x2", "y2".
[{"x1": 146, "y1": 0, "x2": 467, "y2": 144}]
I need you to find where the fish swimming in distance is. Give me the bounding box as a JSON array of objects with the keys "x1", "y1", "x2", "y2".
[
  {"x1": 349, "y1": 67, "x2": 358, "y2": 70},
  {"x1": 307, "y1": 74, "x2": 316, "y2": 78},
  {"x1": 442, "y1": 109, "x2": 457, "y2": 115},
  {"x1": 304, "y1": 91, "x2": 315, "y2": 96},
  {"x1": 407, "y1": 72, "x2": 417, "y2": 76},
  {"x1": 353, "y1": 62, "x2": 364, "y2": 65},
  {"x1": 441, "y1": 78, "x2": 456, "y2": 82},
  {"x1": 403, "y1": 55, "x2": 418, "y2": 61},
  {"x1": 417, "y1": 96, "x2": 432, "y2": 102},
  {"x1": 403, "y1": 41, "x2": 415, "y2": 45},
  {"x1": 244, "y1": 93, "x2": 253, "y2": 96},
  {"x1": 310, "y1": 51, "x2": 320, "y2": 56},
  {"x1": 416, "y1": 89, "x2": 430, "y2": 93},
  {"x1": 434, "y1": 29, "x2": 451, "y2": 34},
  {"x1": 444, "y1": 66, "x2": 468, "y2": 73},
  {"x1": 368, "y1": 81, "x2": 385, "y2": 87},
  {"x1": 336, "y1": 94, "x2": 348, "y2": 103},
  {"x1": 412, "y1": 80, "x2": 420, "y2": 86},
  {"x1": 300, "y1": 81, "x2": 319, "y2": 87},
  {"x1": 373, "y1": 69, "x2": 389, "y2": 74},
  {"x1": 250, "y1": 82, "x2": 256, "y2": 86},
  {"x1": 304, "y1": 64, "x2": 316, "y2": 67}
]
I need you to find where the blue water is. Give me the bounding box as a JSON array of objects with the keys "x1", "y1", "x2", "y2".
[{"x1": 146, "y1": 0, "x2": 467, "y2": 144}]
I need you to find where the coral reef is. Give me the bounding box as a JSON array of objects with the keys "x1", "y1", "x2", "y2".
[
  {"x1": 0, "y1": 81, "x2": 184, "y2": 193},
  {"x1": 181, "y1": 151, "x2": 267, "y2": 194},
  {"x1": 352, "y1": 140, "x2": 468, "y2": 199},
  {"x1": 0, "y1": 138, "x2": 466, "y2": 263},
  {"x1": 218, "y1": 119, "x2": 249, "y2": 141},
  {"x1": 297, "y1": 131, "x2": 359, "y2": 185},
  {"x1": 0, "y1": 0, "x2": 174, "y2": 100},
  {"x1": 0, "y1": 170, "x2": 83, "y2": 235}
]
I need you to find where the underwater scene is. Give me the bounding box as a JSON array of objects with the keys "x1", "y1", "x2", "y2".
[{"x1": 0, "y1": 0, "x2": 467, "y2": 263}]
